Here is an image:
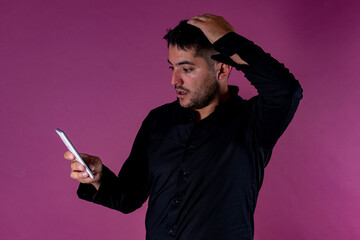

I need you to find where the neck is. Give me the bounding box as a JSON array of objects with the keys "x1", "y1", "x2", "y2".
[{"x1": 195, "y1": 86, "x2": 230, "y2": 121}]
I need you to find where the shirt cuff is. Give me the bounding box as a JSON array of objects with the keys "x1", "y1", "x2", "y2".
[
  {"x1": 213, "y1": 32, "x2": 254, "y2": 57},
  {"x1": 77, "y1": 165, "x2": 117, "y2": 203}
]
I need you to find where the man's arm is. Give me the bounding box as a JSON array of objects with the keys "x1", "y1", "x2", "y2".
[
  {"x1": 189, "y1": 14, "x2": 303, "y2": 153},
  {"x1": 65, "y1": 114, "x2": 152, "y2": 214}
]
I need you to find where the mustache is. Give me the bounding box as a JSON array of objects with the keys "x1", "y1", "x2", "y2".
[{"x1": 175, "y1": 86, "x2": 190, "y2": 92}]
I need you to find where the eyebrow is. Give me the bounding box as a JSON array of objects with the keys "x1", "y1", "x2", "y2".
[{"x1": 167, "y1": 59, "x2": 196, "y2": 66}]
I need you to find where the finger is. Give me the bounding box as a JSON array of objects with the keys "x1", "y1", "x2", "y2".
[
  {"x1": 191, "y1": 13, "x2": 214, "y2": 20},
  {"x1": 78, "y1": 153, "x2": 94, "y2": 168},
  {"x1": 70, "y1": 170, "x2": 89, "y2": 180},
  {"x1": 188, "y1": 15, "x2": 205, "y2": 22},
  {"x1": 70, "y1": 170, "x2": 100, "y2": 184},
  {"x1": 79, "y1": 153, "x2": 98, "y2": 162},
  {"x1": 71, "y1": 161, "x2": 85, "y2": 172},
  {"x1": 187, "y1": 15, "x2": 217, "y2": 29},
  {"x1": 79, "y1": 153, "x2": 91, "y2": 158},
  {"x1": 187, "y1": 18, "x2": 205, "y2": 28},
  {"x1": 80, "y1": 153, "x2": 101, "y2": 167},
  {"x1": 88, "y1": 163, "x2": 96, "y2": 171},
  {"x1": 190, "y1": 16, "x2": 204, "y2": 21},
  {"x1": 64, "y1": 151, "x2": 75, "y2": 160},
  {"x1": 190, "y1": 14, "x2": 217, "y2": 23},
  {"x1": 89, "y1": 157, "x2": 101, "y2": 169}
]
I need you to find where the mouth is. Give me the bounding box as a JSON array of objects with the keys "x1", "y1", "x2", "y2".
[
  {"x1": 176, "y1": 90, "x2": 188, "y2": 98},
  {"x1": 175, "y1": 87, "x2": 189, "y2": 98}
]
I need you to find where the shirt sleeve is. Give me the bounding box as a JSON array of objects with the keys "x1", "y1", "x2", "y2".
[
  {"x1": 213, "y1": 32, "x2": 303, "y2": 157},
  {"x1": 77, "y1": 114, "x2": 152, "y2": 214}
]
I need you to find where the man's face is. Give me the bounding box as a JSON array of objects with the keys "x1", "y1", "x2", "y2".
[{"x1": 168, "y1": 45, "x2": 219, "y2": 110}]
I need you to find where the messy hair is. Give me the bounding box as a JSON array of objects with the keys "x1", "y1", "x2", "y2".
[{"x1": 163, "y1": 20, "x2": 217, "y2": 62}]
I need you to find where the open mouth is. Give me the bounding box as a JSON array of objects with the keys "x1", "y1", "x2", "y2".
[
  {"x1": 175, "y1": 86, "x2": 189, "y2": 98},
  {"x1": 177, "y1": 90, "x2": 188, "y2": 95},
  {"x1": 176, "y1": 90, "x2": 188, "y2": 98}
]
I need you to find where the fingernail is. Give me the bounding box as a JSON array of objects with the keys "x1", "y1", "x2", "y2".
[
  {"x1": 90, "y1": 165, "x2": 95, "y2": 171},
  {"x1": 82, "y1": 172, "x2": 88, "y2": 177}
]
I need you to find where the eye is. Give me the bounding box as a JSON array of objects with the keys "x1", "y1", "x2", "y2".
[
  {"x1": 169, "y1": 66, "x2": 174, "y2": 71},
  {"x1": 183, "y1": 68, "x2": 192, "y2": 73}
]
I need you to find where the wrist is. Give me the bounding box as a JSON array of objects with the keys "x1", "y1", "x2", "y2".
[
  {"x1": 92, "y1": 181, "x2": 101, "y2": 190},
  {"x1": 91, "y1": 170, "x2": 102, "y2": 190},
  {"x1": 213, "y1": 32, "x2": 253, "y2": 57}
]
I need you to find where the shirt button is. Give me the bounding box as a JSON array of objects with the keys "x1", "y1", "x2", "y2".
[
  {"x1": 185, "y1": 145, "x2": 194, "y2": 152},
  {"x1": 181, "y1": 170, "x2": 189, "y2": 177},
  {"x1": 173, "y1": 199, "x2": 182, "y2": 205},
  {"x1": 168, "y1": 226, "x2": 176, "y2": 236}
]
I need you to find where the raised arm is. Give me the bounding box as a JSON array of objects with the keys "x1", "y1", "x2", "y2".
[{"x1": 189, "y1": 14, "x2": 303, "y2": 152}]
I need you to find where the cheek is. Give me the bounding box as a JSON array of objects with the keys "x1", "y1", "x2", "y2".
[
  {"x1": 189, "y1": 71, "x2": 209, "y2": 86},
  {"x1": 182, "y1": 67, "x2": 211, "y2": 90}
]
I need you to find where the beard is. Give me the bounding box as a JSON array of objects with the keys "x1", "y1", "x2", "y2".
[{"x1": 178, "y1": 71, "x2": 219, "y2": 110}]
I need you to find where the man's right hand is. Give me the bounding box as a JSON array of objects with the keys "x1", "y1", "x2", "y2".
[{"x1": 64, "y1": 151, "x2": 103, "y2": 190}]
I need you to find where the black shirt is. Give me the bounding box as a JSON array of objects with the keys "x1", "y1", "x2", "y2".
[{"x1": 77, "y1": 32, "x2": 303, "y2": 240}]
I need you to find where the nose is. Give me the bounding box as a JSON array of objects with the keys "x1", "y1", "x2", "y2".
[{"x1": 171, "y1": 70, "x2": 183, "y2": 86}]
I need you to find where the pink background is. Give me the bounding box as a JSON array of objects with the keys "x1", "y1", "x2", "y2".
[{"x1": 1, "y1": 0, "x2": 359, "y2": 239}]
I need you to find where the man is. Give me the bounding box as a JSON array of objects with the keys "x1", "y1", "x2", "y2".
[{"x1": 65, "y1": 14, "x2": 302, "y2": 239}]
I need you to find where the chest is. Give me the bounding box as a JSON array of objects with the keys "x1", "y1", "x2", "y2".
[{"x1": 146, "y1": 111, "x2": 258, "y2": 195}]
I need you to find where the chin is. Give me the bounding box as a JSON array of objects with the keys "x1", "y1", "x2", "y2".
[{"x1": 178, "y1": 99, "x2": 190, "y2": 109}]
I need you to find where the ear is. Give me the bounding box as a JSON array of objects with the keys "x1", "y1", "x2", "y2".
[{"x1": 215, "y1": 62, "x2": 232, "y2": 81}]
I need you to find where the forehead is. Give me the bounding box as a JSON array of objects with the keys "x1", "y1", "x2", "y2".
[{"x1": 168, "y1": 45, "x2": 207, "y2": 65}]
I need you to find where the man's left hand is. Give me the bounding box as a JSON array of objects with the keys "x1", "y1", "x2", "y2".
[
  {"x1": 188, "y1": 14, "x2": 248, "y2": 65},
  {"x1": 187, "y1": 14, "x2": 235, "y2": 44}
]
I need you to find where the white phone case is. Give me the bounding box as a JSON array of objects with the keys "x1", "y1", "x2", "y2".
[{"x1": 56, "y1": 128, "x2": 95, "y2": 179}]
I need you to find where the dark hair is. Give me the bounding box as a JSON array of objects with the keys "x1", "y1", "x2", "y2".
[{"x1": 163, "y1": 20, "x2": 216, "y2": 60}]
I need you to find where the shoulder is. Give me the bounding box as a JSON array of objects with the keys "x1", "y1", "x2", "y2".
[
  {"x1": 141, "y1": 100, "x2": 179, "y2": 125},
  {"x1": 148, "y1": 100, "x2": 179, "y2": 117}
]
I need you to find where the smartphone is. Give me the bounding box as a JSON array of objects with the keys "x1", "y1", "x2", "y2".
[{"x1": 55, "y1": 128, "x2": 95, "y2": 179}]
